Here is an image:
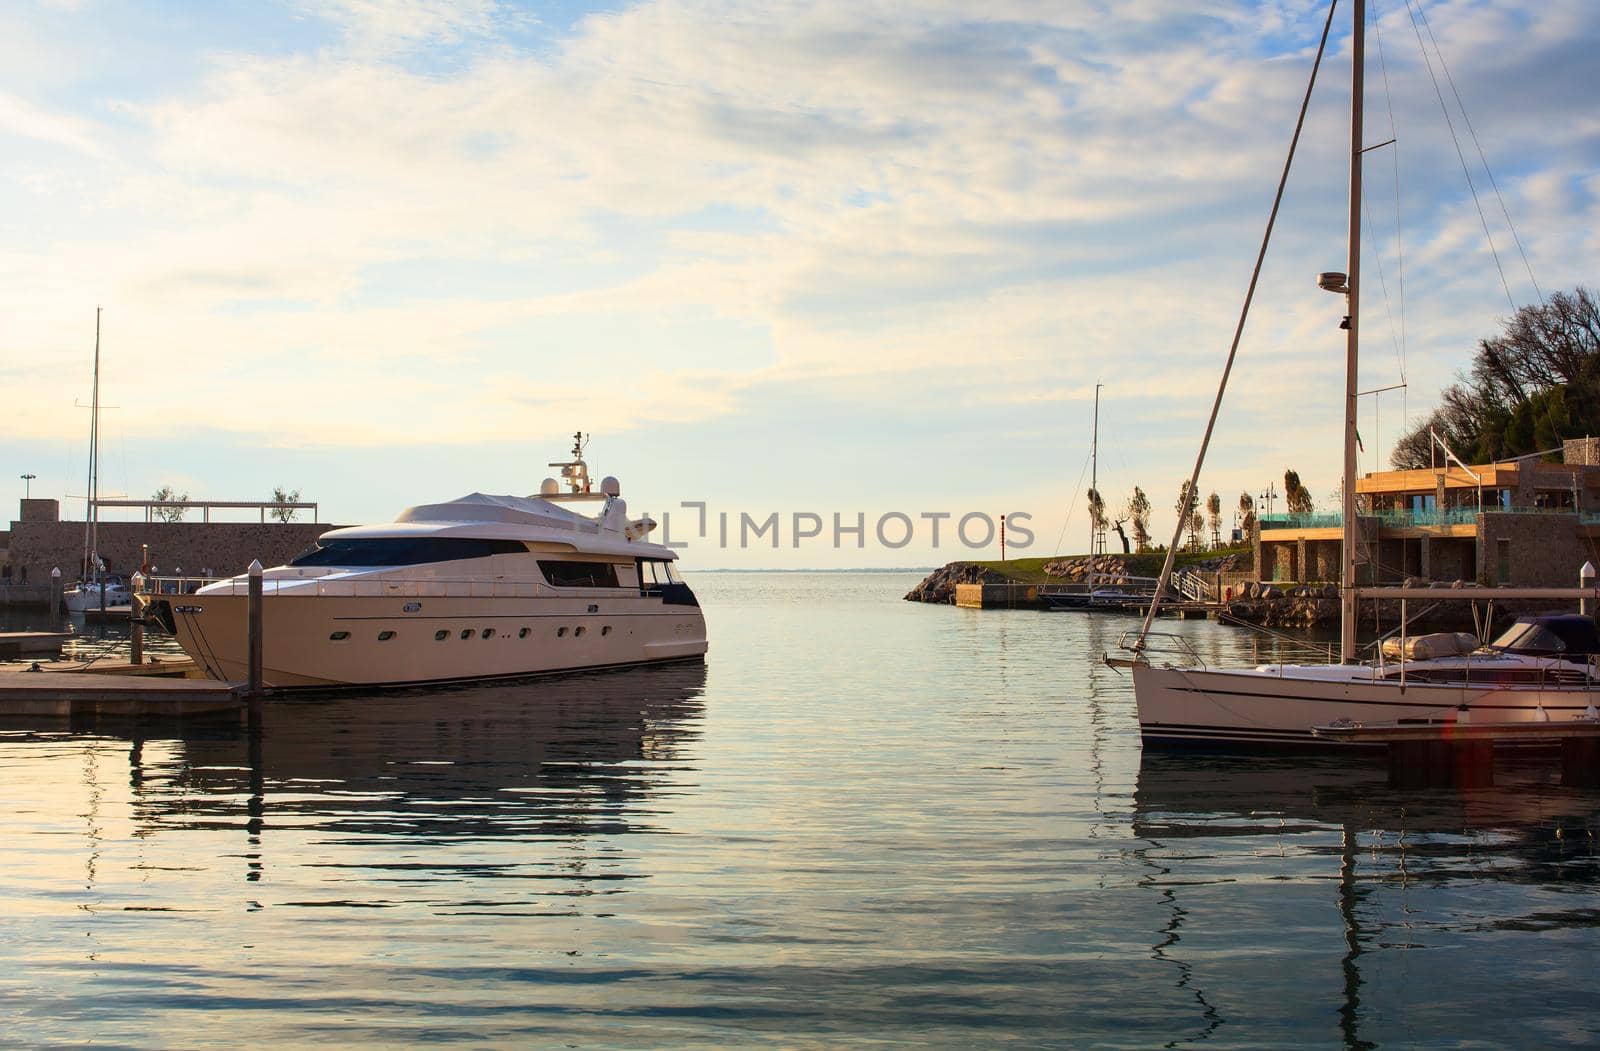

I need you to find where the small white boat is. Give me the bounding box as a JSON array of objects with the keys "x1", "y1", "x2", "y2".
[
  {"x1": 150, "y1": 434, "x2": 708, "y2": 689},
  {"x1": 64, "y1": 580, "x2": 132, "y2": 612}
]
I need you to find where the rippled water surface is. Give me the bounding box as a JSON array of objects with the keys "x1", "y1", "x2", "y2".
[{"x1": 3, "y1": 573, "x2": 1598, "y2": 1047}]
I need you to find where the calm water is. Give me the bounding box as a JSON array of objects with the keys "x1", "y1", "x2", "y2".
[{"x1": 3, "y1": 573, "x2": 1597, "y2": 1047}]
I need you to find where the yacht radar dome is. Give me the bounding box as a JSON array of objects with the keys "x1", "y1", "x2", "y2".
[
  {"x1": 539, "y1": 478, "x2": 560, "y2": 496},
  {"x1": 600, "y1": 476, "x2": 620, "y2": 497}
]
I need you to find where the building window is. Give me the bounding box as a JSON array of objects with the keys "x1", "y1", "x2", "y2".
[{"x1": 378, "y1": 630, "x2": 396, "y2": 641}]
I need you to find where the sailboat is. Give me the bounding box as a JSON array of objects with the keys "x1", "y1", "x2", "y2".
[
  {"x1": 1115, "y1": 0, "x2": 1600, "y2": 746},
  {"x1": 62, "y1": 309, "x2": 125, "y2": 614},
  {"x1": 1043, "y1": 385, "x2": 1154, "y2": 612}
]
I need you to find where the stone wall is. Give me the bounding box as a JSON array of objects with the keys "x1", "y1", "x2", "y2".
[
  {"x1": 6, "y1": 519, "x2": 346, "y2": 583},
  {"x1": 1476, "y1": 512, "x2": 1588, "y2": 587},
  {"x1": 1565, "y1": 437, "x2": 1600, "y2": 467}
]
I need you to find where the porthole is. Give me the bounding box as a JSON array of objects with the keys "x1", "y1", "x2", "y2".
[
  {"x1": 574, "y1": 626, "x2": 586, "y2": 638},
  {"x1": 557, "y1": 627, "x2": 568, "y2": 638},
  {"x1": 329, "y1": 631, "x2": 350, "y2": 641},
  {"x1": 435, "y1": 629, "x2": 449, "y2": 641},
  {"x1": 460, "y1": 629, "x2": 472, "y2": 640},
  {"x1": 378, "y1": 630, "x2": 396, "y2": 641},
  {"x1": 518, "y1": 627, "x2": 530, "y2": 638},
  {"x1": 481, "y1": 628, "x2": 495, "y2": 640},
  {"x1": 600, "y1": 625, "x2": 611, "y2": 636}
]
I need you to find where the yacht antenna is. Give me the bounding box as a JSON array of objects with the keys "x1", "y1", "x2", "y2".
[{"x1": 548, "y1": 431, "x2": 592, "y2": 494}]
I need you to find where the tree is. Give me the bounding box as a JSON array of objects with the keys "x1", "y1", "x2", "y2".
[
  {"x1": 1176, "y1": 480, "x2": 1202, "y2": 552},
  {"x1": 1392, "y1": 287, "x2": 1600, "y2": 468},
  {"x1": 152, "y1": 485, "x2": 188, "y2": 523},
  {"x1": 1125, "y1": 487, "x2": 1152, "y2": 552},
  {"x1": 1086, "y1": 487, "x2": 1107, "y2": 555},
  {"x1": 271, "y1": 486, "x2": 302, "y2": 523},
  {"x1": 1283, "y1": 469, "x2": 1315, "y2": 515},
  {"x1": 1238, "y1": 491, "x2": 1256, "y2": 536},
  {"x1": 1206, "y1": 491, "x2": 1222, "y2": 549}
]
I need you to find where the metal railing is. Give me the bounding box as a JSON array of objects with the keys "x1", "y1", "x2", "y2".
[
  {"x1": 1261, "y1": 506, "x2": 1599, "y2": 531},
  {"x1": 140, "y1": 574, "x2": 598, "y2": 600},
  {"x1": 95, "y1": 499, "x2": 319, "y2": 523}
]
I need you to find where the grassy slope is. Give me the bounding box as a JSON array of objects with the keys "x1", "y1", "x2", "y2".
[{"x1": 970, "y1": 545, "x2": 1253, "y2": 585}]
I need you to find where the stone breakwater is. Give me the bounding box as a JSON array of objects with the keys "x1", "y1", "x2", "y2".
[
  {"x1": 903, "y1": 563, "x2": 1013, "y2": 604},
  {"x1": 904, "y1": 552, "x2": 1251, "y2": 605}
]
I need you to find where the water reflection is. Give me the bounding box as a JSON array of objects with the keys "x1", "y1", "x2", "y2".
[
  {"x1": 1132, "y1": 752, "x2": 1600, "y2": 1047},
  {"x1": 5, "y1": 663, "x2": 707, "y2": 904}
]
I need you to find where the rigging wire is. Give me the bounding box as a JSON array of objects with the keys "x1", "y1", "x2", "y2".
[
  {"x1": 1134, "y1": 0, "x2": 1340, "y2": 642},
  {"x1": 1403, "y1": 0, "x2": 1516, "y2": 311},
  {"x1": 1370, "y1": 1, "x2": 1407, "y2": 387},
  {"x1": 1052, "y1": 445, "x2": 1095, "y2": 557},
  {"x1": 1413, "y1": 0, "x2": 1544, "y2": 304}
]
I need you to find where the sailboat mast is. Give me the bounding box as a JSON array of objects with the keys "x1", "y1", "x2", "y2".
[
  {"x1": 1089, "y1": 383, "x2": 1101, "y2": 563},
  {"x1": 1339, "y1": 1, "x2": 1365, "y2": 663}
]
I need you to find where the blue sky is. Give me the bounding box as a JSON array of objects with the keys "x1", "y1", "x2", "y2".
[{"x1": 2, "y1": 0, "x2": 1595, "y2": 568}]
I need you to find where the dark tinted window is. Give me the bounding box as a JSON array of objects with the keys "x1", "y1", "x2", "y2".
[
  {"x1": 539, "y1": 561, "x2": 622, "y2": 588},
  {"x1": 290, "y1": 537, "x2": 526, "y2": 567}
]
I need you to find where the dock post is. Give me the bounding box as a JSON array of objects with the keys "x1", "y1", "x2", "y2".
[
  {"x1": 1582, "y1": 562, "x2": 1595, "y2": 616},
  {"x1": 246, "y1": 559, "x2": 264, "y2": 703},
  {"x1": 129, "y1": 571, "x2": 145, "y2": 665},
  {"x1": 49, "y1": 567, "x2": 61, "y2": 632}
]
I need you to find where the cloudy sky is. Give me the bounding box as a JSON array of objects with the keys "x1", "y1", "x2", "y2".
[{"x1": 2, "y1": 0, "x2": 1595, "y2": 568}]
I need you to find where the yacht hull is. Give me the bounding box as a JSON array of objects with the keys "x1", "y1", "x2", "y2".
[
  {"x1": 1132, "y1": 662, "x2": 1595, "y2": 748},
  {"x1": 167, "y1": 592, "x2": 707, "y2": 688}
]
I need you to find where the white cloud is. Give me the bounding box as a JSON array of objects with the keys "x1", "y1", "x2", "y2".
[{"x1": 0, "y1": 0, "x2": 1595, "y2": 546}]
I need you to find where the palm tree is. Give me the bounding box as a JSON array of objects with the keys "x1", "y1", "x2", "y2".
[
  {"x1": 1087, "y1": 487, "x2": 1107, "y2": 555},
  {"x1": 1206, "y1": 491, "x2": 1222, "y2": 550},
  {"x1": 1284, "y1": 469, "x2": 1315, "y2": 515},
  {"x1": 1238, "y1": 491, "x2": 1256, "y2": 536}
]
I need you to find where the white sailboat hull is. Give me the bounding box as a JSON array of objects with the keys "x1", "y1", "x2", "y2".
[{"x1": 1132, "y1": 662, "x2": 1596, "y2": 747}]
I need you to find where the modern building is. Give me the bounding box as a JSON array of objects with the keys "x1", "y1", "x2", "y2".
[{"x1": 1256, "y1": 437, "x2": 1600, "y2": 587}]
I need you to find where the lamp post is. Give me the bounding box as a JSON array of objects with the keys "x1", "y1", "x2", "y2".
[{"x1": 20, "y1": 473, "x2": 35, "y2": 499}]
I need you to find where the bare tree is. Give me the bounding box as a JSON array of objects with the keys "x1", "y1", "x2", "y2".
[
  {"x1": 1087, "y1": 487, "x2": 1107, "y2": 555},
  {"x1": 1177, "y1": 481, "x2": 1202, "y2": 552},
  {"x1": 271, "y1": 486, "x2": 302, "y2": 523},
  {"x1": 152, "y1": 485, "x2": 188, "y2": 523},
  {"x1": 1392, "y1": 287, "x2": 1600, "y2": 468},
  {"x1": 1125, "y1": 487, "x2": 1152, "y2": 552}
]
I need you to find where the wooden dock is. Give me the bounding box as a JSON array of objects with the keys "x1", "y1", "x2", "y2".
[
  {"x1": 0, "y1": 668, "x2": 243, "y2": 719},
  {"x1": 1314, "y1": 718, "x2": 1600, "y2": 788},
  {"x1": 0, "y1": 631, "x2": 73, "y2": 658}
]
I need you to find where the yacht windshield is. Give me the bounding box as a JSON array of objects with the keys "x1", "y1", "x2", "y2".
[{"x1": 290, "y1": 537, "x2": 526, "y2": 567}]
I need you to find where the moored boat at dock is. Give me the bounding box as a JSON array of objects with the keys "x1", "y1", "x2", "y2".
[{"x1": 148, "y1": 434, "x2": 708, "y2": 688}]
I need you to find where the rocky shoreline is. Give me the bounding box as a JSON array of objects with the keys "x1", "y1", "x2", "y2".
[{"x1": 905, "y1": 559, "x2": 1569, "y2": 634}]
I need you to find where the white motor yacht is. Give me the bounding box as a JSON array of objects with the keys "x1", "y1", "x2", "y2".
[{"x1": 148, "y1": 435, "x2": 707, "y2": 688}]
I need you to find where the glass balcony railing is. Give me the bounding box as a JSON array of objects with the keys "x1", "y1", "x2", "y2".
[{"x1": 1259, "y1": 506, "x2": 1599, "y2": 531}]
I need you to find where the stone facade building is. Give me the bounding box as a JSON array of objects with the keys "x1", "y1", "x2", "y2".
[
  {"x1": 1256, "y1": 438, "x2": 1600, "y2": 586},
  {"x1": 4, "y1": 499, "x2": 345, "y2": 583}
]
